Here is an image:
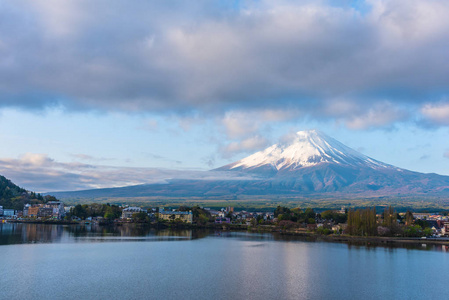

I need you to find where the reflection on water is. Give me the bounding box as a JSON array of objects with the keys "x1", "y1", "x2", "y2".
[
  {"x1": 0, "y1": 223, "x2": 66, "y2": 245},
  {"x1": 0, "y1": 223, "x2": 210, "y2": 245},
  {"x1": 1, "y1": 223, "x2": 449, "y2": 252}
]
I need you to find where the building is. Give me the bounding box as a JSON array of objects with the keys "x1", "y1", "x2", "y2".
[
  {"x1": 3, "y1": 209, "x2": 16, "y2": 218},
  {"x1": 44, "y1": 201, "x2": 65, "y2": 219},
  {"x1": 226, "y1": 206, "x2": 234, "y2": 213},
  {"x1": 38, "y1": 207, "x2": 54, "y2": 218},
  {"x1": 158, "y1": 209, "x2": 193, "y2": 223},
  {"x1": 25, "y1": 202, "x2": 65, "y2": 219},
  {"x1": 64, "y1": 206, "x2": 74, "y2": 214},
  {"x1": 27, "y1": 205, "x2": 40, "y2": 217},
  {"x1": 121, "y1": 207, "x2": 147, "y2": 219},
  {"x1": 0, "y1": 206, "x2": 3, "y2": 216},
  {"x1": 441, "y1": 222, "x2": 449, "y2": 236},
  {"x1": 23, "y1": 204, "x2": 31, "y2": 217},
  {"x1": 215, "y1": 217, "x2": 230, "y2": 224},
  {"x1": 414, "y1": 213, "x2": 432, "y2": 220}
]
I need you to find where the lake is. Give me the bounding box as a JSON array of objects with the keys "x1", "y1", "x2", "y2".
[{"x1": 1, "y1": 223, "x2": 448, "y2": 299}]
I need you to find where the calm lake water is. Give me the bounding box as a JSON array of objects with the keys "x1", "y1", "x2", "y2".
[{"x1": 1, "y1": 223, "x2": 448, "y2": 300}]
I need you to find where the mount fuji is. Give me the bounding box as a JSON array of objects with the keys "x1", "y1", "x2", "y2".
[
  {"x1": 217, "y1": 130, "x2": 396, "y2": 174},
  {"x1": 51, "y1": 130, "x2": 449, "y2": 199}
]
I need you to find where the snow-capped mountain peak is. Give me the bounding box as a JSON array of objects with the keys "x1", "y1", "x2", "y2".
[{"x1": 223, "y1": 130, "x2": 393, "y2": 172}]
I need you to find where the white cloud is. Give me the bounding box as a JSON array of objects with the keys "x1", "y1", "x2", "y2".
[
  {"x1": 221, "y1": 109, "x2": 300, "y2": 139},
  {"x1": 421, "y1": 102, "x2": 449, "y2": 125},
  {"x1": 221, "y1": 136, "x2": 270, "y2": 158},
  {"x1": 344, "y1": 102, "x2": 408, "y2": 130},
  {"x1": 19, "y1": 153, "x2": 55, "y2": 167},
  {"x1": 221, "y1": 112, "x2": 260, "y2": 139}
]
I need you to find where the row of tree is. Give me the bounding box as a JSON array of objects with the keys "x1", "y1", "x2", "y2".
[
  {"x1": 273, "y1": 205, "x2": 434, "y2": 237},
  {"x1": 346, "y1": 206, "x2": 433, "y2": 237},
  {"x1": 68, "y1": 203, "x2": 122, "y2": 220},
  {"x1": 274, "y1": 206, "x2": 317, "y2": 224}
]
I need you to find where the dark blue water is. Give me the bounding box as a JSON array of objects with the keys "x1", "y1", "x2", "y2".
[{"x1": 0, "y1": 223, "x2": 447, "y2": 299}]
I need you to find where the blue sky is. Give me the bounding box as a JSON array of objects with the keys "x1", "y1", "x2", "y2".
[{"x1": 0, "y1": 0, "x2": 449, "y2": 192}]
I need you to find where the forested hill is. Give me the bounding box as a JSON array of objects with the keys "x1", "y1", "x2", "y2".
[{"x1": 0, "y1": 175, "x2": 50, "y2": 210}]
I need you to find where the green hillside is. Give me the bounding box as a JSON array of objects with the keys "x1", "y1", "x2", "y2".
[{"x1": 0, "y1": 175, "x2": 47, "y2": 210}]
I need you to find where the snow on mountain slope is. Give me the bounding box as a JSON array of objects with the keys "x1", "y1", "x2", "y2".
[{"x1": 221, "y1": 130, "x2": 396, "y2": 172}]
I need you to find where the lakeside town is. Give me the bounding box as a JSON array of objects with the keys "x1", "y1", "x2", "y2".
[{"x1": 2, "y1": 201, "x2": 449, "y2": 240}]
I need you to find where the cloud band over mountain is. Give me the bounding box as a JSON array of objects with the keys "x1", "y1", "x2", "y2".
[
  {"x1": 0, "y1": 153, "x2": 256, "y2": 192},
  {"x1": 0, "y1": 0, "x2": 448, "y2": 129}
]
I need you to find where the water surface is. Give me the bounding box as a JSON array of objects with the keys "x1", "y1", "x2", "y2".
[{"x1": 0, "y1": 223, "x2": 447, "y2": 299}]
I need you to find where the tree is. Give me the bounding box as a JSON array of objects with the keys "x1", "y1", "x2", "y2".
[
  {"x1": 72, "y1": 204, "x2": 87, "y2": 219},
  {"x1": 321, "y1": 210, "x2": 347, "y2": 223},
  {"x1": 132, "y1": 212, "x2": 148, "y2": 222},
  {"x1": 44, "y1": 195, "x2": 57, "y2": 203},
  {"x1": 274, "y1": 206, "x2": 291, "y2": 218},
  {"x1": 347, "y1": 207, "x2": 377, "y2": 236},
  {"x1": 190, "y1": 206, "x2": 211, "y2": 224},
  {"x1": 403, "y1": 225, "x2": 422, "y2": 237},
  {"x1": 405, "y1": 211, "x2": 414, "y2": 226},
  {"x1": 304, "y1": 208, "x2": 316, "y2": 220},
  {"x1": 382, "y1": 206, "x2": 395, "y2": 228},
  {"x1": 277, "y1": 213, "x2": 290, "y2": 221},
  {"x1": 104, "y1": 206, "x2": 115, "y2": 220},
  {"x1": 414, "y1": 219, "x2": 428, "y2": 229},
  {"x1": 382, "y1": 206, "x2": 401, "y2": 235},
  {"x1": 423, "y1": 228, "x2": 433, "y2": 237}
]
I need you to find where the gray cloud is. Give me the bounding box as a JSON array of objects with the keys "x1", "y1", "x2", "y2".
[
  {"x1": 0, "y1": 0, "x2": 448, "y2": 129},
  {"x1": 143, "y1": 153, "x2": 183, "y2": 165},
  {"x1": 420, "y1": 154, "x2": 430, "y2": 160},
  {"x1": 201, "y1": 155, "x2": 216, "y2": 168}
]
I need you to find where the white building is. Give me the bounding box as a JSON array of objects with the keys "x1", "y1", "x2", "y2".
[{"x1": 122, "y1": 207, "x2": 147, "y2": 219}]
